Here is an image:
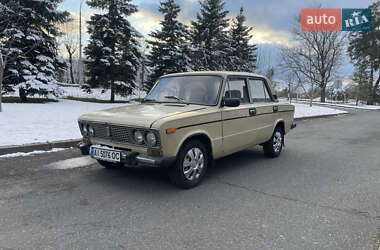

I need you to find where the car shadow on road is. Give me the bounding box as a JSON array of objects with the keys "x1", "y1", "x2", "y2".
[{"x1": 83, "y1": 146, "x2": 272, "y2": 192}]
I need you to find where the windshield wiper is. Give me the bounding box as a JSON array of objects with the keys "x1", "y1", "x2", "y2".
[
  {"x1": 142, "y1": 98, "x2": 159, "y2": 103},
  {"x1": 164, "y1": 95, "x2": 187, "y2": 104}
]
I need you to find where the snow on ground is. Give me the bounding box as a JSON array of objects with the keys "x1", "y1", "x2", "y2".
[
  {"x1": 61, "y1": 86, "x2": 146, "y2": 101},
  {"x1": 4, "y1": 85, "x2": 147, "y2": 101},
  {"x1": 0, "y1": 100, "x2": 347, "y2": 147},
  {"x1": 292, "y1": 103, "x2": 347, "y2": 119},
  {"x1": 308, "y1": 102, "x2": 380, "y2": 110},
  {"x1": 0, "y1": 148, "x2": 66, "y2": 158},
  {"x1": 0, "y1": 100, "x2": 127, "y2": 146}
]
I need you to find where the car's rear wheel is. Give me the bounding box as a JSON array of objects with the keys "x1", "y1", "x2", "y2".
[
  {"x1": 97, "y1": 160, "x2": 123, "y2": 169},
  {"x1": 168, "y1": 139, "x2": 209, "y2": 189},
  {"x1": 263, "y1": 126, "x2": 284, "y2": 158}
]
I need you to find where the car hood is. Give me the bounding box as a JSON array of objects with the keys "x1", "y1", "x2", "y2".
[{"x1": 79, "y1": 103, "x2": 208, "y2": 128}]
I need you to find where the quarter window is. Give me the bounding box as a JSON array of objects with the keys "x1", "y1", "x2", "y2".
[{"x1": 248, "y1": 79, "x2": 271, "y2": 102}]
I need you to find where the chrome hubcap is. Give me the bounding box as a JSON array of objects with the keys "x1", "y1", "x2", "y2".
[
  {"x1": 183, "y1": 147, "x2": 204, "y2": 181},
  {"x1": 273, "y1": 131, "x2": 282, "y2": 153}
]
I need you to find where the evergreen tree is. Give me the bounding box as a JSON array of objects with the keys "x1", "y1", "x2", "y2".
[
  {"x1": 0, "y1": 0, "x2": 69, "y2": 102},
  {"x1": 191, "y1": 0, "x2": 232, "y2": 71},
  {"x1": 229, "y1": 7, "x2": 257, "y2": 72},
  {"x1": 348, "y1": 2, "x2": 380, "y2": 105},
  {"x1": 352, "y1": 59, "x2": 371, "y2": 104},
  {"x1": 85, "y1": 0, "x2": 142, "y2": 102},
  {"x1": 146, "y1": 0, "x2": 191, "y2": 91}
]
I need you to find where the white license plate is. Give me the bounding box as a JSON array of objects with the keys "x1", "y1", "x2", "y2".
[{"x1": 90, "y1": 146, "x2": 121, "y2": 162}]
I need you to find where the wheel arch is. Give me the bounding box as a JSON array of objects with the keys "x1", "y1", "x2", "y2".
[
  {"x1": 274, "y1": 119, "x2": 285, "y2": 134},
  {"x1": 176, "y1": 131, "x2": 214, "y2": 161}
]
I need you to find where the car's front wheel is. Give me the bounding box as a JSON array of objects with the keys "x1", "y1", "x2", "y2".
[
  {"x1": 168, "y1": 139, "x2": 209, "y2": 189},
  {"x1": 97, "y1": 160, "x2": 123, "y2": 169},
  {"x1": 263, "y1": 126, "x2": 284, "y2": 158}
]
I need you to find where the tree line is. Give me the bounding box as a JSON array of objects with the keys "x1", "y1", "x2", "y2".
[
  {"x1": 0, "y1": 0, "x2": 379, "y2": 108},
  {"x1": 0, "y1": 0, "x2": 256, "y2": 105}
]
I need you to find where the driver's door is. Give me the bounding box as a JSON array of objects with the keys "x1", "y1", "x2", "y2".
[{"x1": 221, "y1": 77, "x2": 256, "y2": 155}]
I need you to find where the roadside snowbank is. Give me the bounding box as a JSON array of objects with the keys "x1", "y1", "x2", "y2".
[
  {"x1": 0, "y1": 148, "x2": 66, "y2": 158},
  {"x1": 0, "y1": 100, "x2": 347, "y2": 147}
]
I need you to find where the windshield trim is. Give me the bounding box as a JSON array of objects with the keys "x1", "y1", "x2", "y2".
[{"x1": 146, "y1": 74, "x2": 224, "y2": 107}]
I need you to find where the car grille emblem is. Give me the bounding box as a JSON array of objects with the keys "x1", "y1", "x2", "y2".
[{"x1": 106, "y1": 126, "x2": 111, "y2": 137}]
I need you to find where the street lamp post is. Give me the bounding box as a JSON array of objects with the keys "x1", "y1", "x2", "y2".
[{"x1": 79, "y1": 0, "x2": 84, "y2": 87}]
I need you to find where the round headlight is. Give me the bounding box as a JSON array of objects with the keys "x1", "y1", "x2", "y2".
[
  {"x1": 146, "y1": 132, "x2": 157, "y2": 147},
  {"x1": 82, "y1": 124, "x2": 88, "y2": 135},
  {"x1": 134, "y1": 130, "x2": 144, "y2": 144},
  {"x1": 88, "y1": 125, "x2": 95, "y2": 136}
]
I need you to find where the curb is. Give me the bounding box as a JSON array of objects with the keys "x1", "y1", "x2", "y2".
[
  {"x1": 0, "y1": 139, "x2": 81, "y2": 156},
  {"x1": 0, "y1": 113, "x2": 347, "y2": 156}
]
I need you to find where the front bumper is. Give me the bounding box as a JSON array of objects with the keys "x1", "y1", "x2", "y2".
[{"x1": 78, "y1": 141, "x2": 175, "y2": 168}]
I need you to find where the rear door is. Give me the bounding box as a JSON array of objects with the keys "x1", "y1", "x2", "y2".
[
  {"x1": 221, "y1": 77, "x2": 256, "y2": 154},
  {"x1": 247, "y1": 77, "x2": 276, "y2": 143}
]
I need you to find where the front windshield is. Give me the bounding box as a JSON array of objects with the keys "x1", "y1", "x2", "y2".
[{"x1": 145, "y1": 75, "x2": 222, "y2": 105}]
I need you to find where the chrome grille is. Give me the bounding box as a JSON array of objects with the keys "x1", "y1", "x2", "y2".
[
  {"x1": 81, "y1": 122, "x2": 160, "y2": 148},
  {"x1": 110, "y1": 125, "x2": 130, "y2": 143}
]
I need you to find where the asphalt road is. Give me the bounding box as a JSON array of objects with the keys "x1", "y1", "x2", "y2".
[{"x1": 0, "y1": 110, "x2": 379, "y2": 250}]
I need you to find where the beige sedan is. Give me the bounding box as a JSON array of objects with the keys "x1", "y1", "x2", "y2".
[{"x1": 78, "y1": 71, "x2": 295, "y2": 188}]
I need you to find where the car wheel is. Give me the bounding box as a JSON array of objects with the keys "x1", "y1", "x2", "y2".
[
  {"x1": 97, "y1": 160, "x2": 122, "y2": 169},
  {"x1": 263, "y1": 126, "x2": 284, "y2": 158},
  {"x1": 168, "y1": 140, "x2": 209, "y2": 189}
]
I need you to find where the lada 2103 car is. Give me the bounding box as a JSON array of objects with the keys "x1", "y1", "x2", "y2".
[{"x1": 78, "y1": 71, "x2": 296, "y2": 188}]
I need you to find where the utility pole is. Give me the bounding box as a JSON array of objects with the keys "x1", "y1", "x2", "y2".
[{"x1": 79, "y1": 0, "x2": 84, "y2": 87}]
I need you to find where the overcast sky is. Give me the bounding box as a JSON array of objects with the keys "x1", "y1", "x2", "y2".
[{"x1": 58, "y1": 0, "x2": 375, "y2": 77}]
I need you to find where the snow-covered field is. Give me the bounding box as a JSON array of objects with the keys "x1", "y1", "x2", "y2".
[{"x1": 0, "y1": 100, "x2": 347, "y2": 147}]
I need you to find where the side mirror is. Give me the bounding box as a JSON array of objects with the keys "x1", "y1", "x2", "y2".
[
  {"x1": 273, "y1": 94, "x2": 278, "y2": 100},
  {"x1": 223, "y1": 98, "x2": 240, "y2": 107}
]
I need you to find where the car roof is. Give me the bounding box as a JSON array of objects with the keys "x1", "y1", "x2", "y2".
[{"x1": 162, "y1": 71, "x2": 265, "y2": 78}]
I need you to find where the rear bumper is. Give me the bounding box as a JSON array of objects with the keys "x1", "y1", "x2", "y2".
[{"x1": 78, "y1": 141, "x2": 175, "y2": 168}]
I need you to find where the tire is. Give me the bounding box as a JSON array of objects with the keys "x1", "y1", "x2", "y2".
[
  {"x1": 263, "y1": 126, "x2": 284, "y2": 158},
  {"x1": 97, "y1": 160, "x2": 123, "y2": 169},
  {"x1": 168, "y1": 140, "x2": 209, "y2": 189}
]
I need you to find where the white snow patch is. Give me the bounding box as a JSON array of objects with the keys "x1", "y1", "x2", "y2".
[
  {"x1": 291, "y1": 103, "x2": 347, "y2": 118},
  {"x1": 0, "y1": 100, "x2": 127, "y2": 147},
  {"x1": 0, "y1": 148, "x2": 66, "y2": 158},
  {"x1": 46, "y1": 156, "x2": 96, "y2": 170}
]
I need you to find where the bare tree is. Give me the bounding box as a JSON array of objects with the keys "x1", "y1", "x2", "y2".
[
  {"x1": 280, "y1": 14, "x2": 346, "y2": 103},
  {"x1": 59, "y1": 15, "x2": 79, "y2": 84}
]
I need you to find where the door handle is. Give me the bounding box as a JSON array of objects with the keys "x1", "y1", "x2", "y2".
[
  {"x1": 273, "y1": 105, "x2": 278, "y2": 113},
  {"x1": 249, "y1": 108, "x2": 256, "y2": 116}
]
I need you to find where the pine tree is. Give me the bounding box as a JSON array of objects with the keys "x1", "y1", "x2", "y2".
[
  {"x1": 229, "y1": 7, "x2": 257, "y2": 72},
  {"x1": 145, "y1": 0, "x2": 191, "y2": 91},
  {"x1": 191, "y1": 0, "x2": 232, "y2": 71},
  {"x1": 0, "y1": 0, "x2": 69, "y2": 102},
  {"x1": 348, "y1": 2, "x2": 380, "y2": 105},
  {"x1": 85, "y1": 0, "x2": 142, "y2": 102}
]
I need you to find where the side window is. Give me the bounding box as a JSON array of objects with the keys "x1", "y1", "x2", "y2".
[
  {"x1": 224, "y1": 78, "x2": 250, "y2": 104},
  {"x1": 248, "y1": 78, "x2": 271, "y2": 102}
]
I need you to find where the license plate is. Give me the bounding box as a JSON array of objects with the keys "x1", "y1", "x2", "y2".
[{"x1": 90, "y1": 146, "x2": 121, "y2": 162}]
